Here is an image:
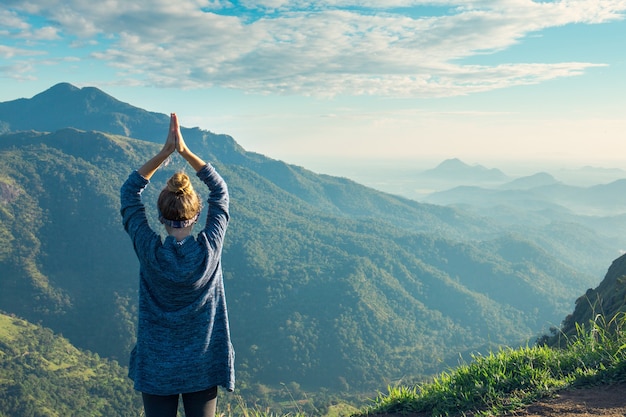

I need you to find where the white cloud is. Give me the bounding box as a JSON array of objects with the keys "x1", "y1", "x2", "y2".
[
  {"x1": 0, "y1": 44, "x2": 45, "y2": 59},
  {"x1": 2, "y1": 0, "x2": 626, "y2": 96},
  {"x1": 26, "y1": 26, "x2": 60, "y2": 40},
  {"x1": 0, "y1": 59, "x2": 38, "y2": 81},
  {"x1": 0, "y1": 9, "x2": 30, "y2": 30}
]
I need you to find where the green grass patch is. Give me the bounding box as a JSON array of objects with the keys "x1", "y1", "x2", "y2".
[
  {"x1": 0, "y1": 313, "x2": 29, "y2": 342},
  {"x1": 324, "y1": 403, "x2": 360, "y2": 417}
]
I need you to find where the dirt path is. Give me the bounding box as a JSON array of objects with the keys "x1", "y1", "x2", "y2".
[{"x1": 512, "y1": 383, "x2": 626, "y2": 417}]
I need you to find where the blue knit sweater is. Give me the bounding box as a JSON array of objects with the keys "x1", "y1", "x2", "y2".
[{"x1": 120, "y1": 164, "x2": 235, "y2": 395}]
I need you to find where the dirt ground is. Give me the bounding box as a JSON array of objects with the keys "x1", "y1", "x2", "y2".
[{"x1": 511, "y1": 383, "x2": 626, "y2": 417}]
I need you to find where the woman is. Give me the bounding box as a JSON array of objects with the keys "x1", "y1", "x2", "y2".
[{"x1": 120, "y1": 113, "x2": 234, "y2": 417}]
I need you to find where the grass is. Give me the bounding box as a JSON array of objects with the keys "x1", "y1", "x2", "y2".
[{"x1": 356, "y1": 312, "x2": 626, "y2": 417}]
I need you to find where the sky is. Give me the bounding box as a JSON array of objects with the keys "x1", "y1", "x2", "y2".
[{"x1": 1, "y1": 0, "x2": 626, "y2": 177}]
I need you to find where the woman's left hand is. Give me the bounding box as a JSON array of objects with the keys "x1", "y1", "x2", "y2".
[{"x1": 161, "y1": 113, "x2": 177, "y2": 155}]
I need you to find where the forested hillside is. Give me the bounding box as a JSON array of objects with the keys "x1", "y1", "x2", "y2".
[
  {"x1": 0, "y1": 84, "x2": 616, "y2": 395},
  {"x1": 0, "y1": 312, "x2": 142, "y2": 416}
]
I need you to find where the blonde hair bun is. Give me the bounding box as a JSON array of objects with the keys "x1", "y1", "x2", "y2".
[
  {"x1": 166, "y1": 172, "x2": 194, "y2": 195},
  {"x1": 158, "y1": 172, "x2": 202, "y2": 224}
]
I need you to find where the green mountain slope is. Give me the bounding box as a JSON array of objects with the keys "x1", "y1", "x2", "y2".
[
  {"x1": 541, "y1": 252, "x2": 626, "y2": 347},
  {"x1": 0, "y1": 312, "x2": 141, "y2": 416},
  {"x1": 0, "y1": 83, "x2": 612, "y2": 394},
  {"x1": 0, "y1": 127, "x2": 592, "y2": 393}
]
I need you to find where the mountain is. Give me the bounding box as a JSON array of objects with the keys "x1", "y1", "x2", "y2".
[
  {"x1": 500, "y1": 172, "x2": 560, "y2": 190},
  {"x1": 540, "y1": 252, "x2": 626, "y2": 346},
  {"x1": 0, "y1": 82, "x2": 168, "y2": 140},
  {"x1": 418, "y1": 158, "x2": 510, "y2": 183},
  {"x1": 425, "y1": 180, "x2": 626, "y2": 218},
  {"x1": 0, "y1": 312, "x2": 142, "y2": 416},
  {"x1": 0, "y1": 83, "x2": 613, "y2": 395}
]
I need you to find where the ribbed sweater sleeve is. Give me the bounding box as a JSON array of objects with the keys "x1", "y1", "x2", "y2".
[
  {"x1": 197, "y1": 164, "x2": 229, "y2": 251},
  {"x1": 120, "y1": 171, "x2": 160, "y2": 260}
]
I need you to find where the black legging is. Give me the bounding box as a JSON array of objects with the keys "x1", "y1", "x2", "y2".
[{"x1": 142, "y1": 386, "x2": 218, "y2": 417}]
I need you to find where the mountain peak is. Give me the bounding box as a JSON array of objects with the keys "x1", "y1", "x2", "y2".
[
  {"x1": 0, "y1": 82, "x2": 166, "y2": 139},
  {"x1": 420, "y1": 158, "x2": 509, "y2": 182},
  {"x1": 436, "y1": 158, "x2": 469, "y2": 170},
  {"x1": 38, "y1": 82, "x2": 81, "y2": 96},
  {"x1": 32, "y1": 82, "x2": 120, "y2": 108}
]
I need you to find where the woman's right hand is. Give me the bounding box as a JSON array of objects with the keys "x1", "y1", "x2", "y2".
[{"x1": 171, "y1": 113, "x2": 188, "y2": 155}]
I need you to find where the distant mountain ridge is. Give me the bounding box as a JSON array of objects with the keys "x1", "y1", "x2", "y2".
[
  {"x1": 500, "y1": 172, "x2": 560, "y2": 190},
  {"x1": 425, "y1": 178, "x2": 626, "y2": 216},
  {"x1": 418, "y1": 158, "x2": 509, "y2": 182},
  {"x1": 0, "y1": 83, "x2": 618, "y2": 395}
]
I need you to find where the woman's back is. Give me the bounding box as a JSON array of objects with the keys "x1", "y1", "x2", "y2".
[{"x1": 119, "y1": 113, "x2": 234, "y2": 417}]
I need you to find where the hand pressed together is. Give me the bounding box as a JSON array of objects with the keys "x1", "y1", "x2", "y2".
[
  {"x1": 137, "y1": 113, "x2": 207, "y2": 179},
  {"x1": 161, "y1": 113, "x2": 178, "y2": 155}
]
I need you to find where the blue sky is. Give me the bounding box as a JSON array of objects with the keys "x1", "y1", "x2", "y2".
[{"x1": 1, "y1": 0, "x2": 625, "y2": 175}]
